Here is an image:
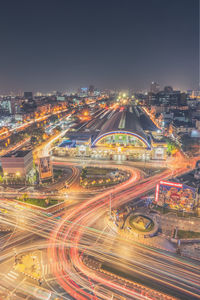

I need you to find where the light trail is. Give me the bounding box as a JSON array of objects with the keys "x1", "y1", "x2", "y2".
[
  {"x1": 46, "y1": 162, "x2": 200, "y2": 300},
  {"x1": 0, "y1": 157, "x2": 199, "y2": 299}
]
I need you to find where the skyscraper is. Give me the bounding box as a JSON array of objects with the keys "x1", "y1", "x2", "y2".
[
  {"x1": 24, "y1": 92, "x2": 33, "y2": 100},
  {"x1": 88, "y1": 85, "x2": 95, "y2": 96},
  {"x1": 150, "y1": 82, "x2": 160, "y2": 94}
]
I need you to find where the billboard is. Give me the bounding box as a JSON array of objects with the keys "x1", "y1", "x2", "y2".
[
  {"x1": 39, "y1": 156, "x2": 53, "y2": 180},
  {"x1": 155, "y1": 180, "x2": 196, "y2": 212}
]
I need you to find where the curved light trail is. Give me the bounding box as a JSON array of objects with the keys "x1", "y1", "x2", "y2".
[
  {"x1": 0, "y1": 158, "x2": 200, "y2": 299},
  {"x1": 47, "y1": 162, "x2": 200, "y2": 300}
]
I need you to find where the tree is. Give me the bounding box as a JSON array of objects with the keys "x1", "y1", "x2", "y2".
[
  {"x1": 30, "y1": 136, "x2": 38, "y2": 145},
  {"x1": 167, "y1": 140, "x2": 179, "y2": 156},
  {"x1": 0, "y1": 174, "x2": 3, "y2": 183},
  {"x1": 21, "y1": 193, "x2": 28, "y2": 202},
  {"x1": 81, "y1": 168, "x2": 87, "y2": 179},
  {"x1": 45, "y1": 198, "x2": 50, "y2": 206}
]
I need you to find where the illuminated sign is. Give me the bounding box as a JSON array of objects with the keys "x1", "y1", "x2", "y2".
[
  {"x1": 155, "y1": 184, "x2": 160, "y2": 202},
  {"x1": 155, "y1": 180, "x2": 196, "y2": 212},
  {"x1": 92, "y1": 130, "x2": 151, "y2": 149},
  {"x1": 39, "y1": 156, "x2": 53, "y2": 180},
  {"x1": 160, "y1": 181, "x2": 183, "y2": 188}
]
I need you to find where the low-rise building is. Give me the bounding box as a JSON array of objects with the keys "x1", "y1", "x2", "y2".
[
  {"x1": 170, "y1": 120, "x2": 195, "y2": 138},
  {"x1": 1, "y1": 149, "x2": 33, "y2": 177}
]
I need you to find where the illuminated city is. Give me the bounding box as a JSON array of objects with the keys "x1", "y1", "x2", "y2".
[{"x1": 0, "y1": 1, "x2": 200, "y2": 300}]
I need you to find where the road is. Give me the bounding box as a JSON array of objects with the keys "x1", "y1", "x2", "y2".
[
  {"x1": 0, "y1": 158, "x2": 199, "y2": 299},
  {"x1": 46, "y1": 161, "x2": 200, "y2": 300}
]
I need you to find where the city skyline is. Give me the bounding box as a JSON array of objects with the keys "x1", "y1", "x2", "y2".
[
  {"x1": 0, "y1": 1, "x2": 200, "y2": 299},
  {"x1": 0, "y1": 0, "x2": 199, "y2": 93}
]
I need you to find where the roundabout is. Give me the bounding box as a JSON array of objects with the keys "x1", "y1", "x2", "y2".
[
  {"x1": 126, "y1": 213, "x2": 159, "y2": 238},
  {"x1": 129, "y1": 214, "x2": 154, "y2": 233}
]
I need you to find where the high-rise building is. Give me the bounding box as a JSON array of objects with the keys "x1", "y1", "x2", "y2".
[
  {"x1": 157, "y1": 90, "x2": 181, "y2": 106},
  {"x1": 78, "y1": 87, "x2": 88, "y2": 97},
  {"x1": 0, "y1": 97, "x2": 16, "y2": 114},
  {"x1": 88, "y1": 85, "x2": 95, "y2": 96},
  {"x1": 164, "y1": 86, "x2": 173, "y2": 93},
  {"x1": 188, "y1": 90, "x2": 200, "y2": 99},
  {"x1": 150, "y1": 82, "x2": 160, "y2": 94},
  {"x1": 24, "y1": 92, "x2": 33, "y2": 100}
]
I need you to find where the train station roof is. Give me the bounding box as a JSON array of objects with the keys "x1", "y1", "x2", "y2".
[{"x1": 92, "y1": 106, "x2": 154, "y2": 148}]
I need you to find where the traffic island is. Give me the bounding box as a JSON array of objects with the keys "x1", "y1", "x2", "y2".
[
  {"x1": 108, "y1": 210, "x2": 159, "y2": 239},
  {"x1": 80, "y1": 166, "x2": 129, "y2": 189},
  {"x1": 170, "y1": 229, "x2": 200, "y2": 260},
  {"x1": 8, "y1": 196, "x2": 66, "y2": 213},
  {"x1": 176, "y1": 229, "x2": 200, "y2": 239},
  {"x1": 16, "y1": 196, "x2": 59, "y2": 208},
  {"x1": 126, "y1": 213, "x2": 158, "y2": 238},
  {"x1": 129, "y1": 214, "x2": 154, "y2": 232},
  {"x1": 14, "y1": 251, "x2": 42, "y2": 281}
]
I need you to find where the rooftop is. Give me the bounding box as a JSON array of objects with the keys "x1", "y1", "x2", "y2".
[
  {"x1": 92, "y1": 106, "x2": 156, "y2": 147},
  {"x1": 2, "y1": 149, "x2": 31, "y2": 158},
  {"x1": 174, "y1": 170, "x2": 200, "y2": 190}
]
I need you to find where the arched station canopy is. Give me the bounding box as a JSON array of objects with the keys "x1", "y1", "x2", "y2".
[{"x1": 92, "y1": 106, "x2": 151, "y2": 149}]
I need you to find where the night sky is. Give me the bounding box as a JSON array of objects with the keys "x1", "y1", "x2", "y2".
[{"x1": 0, "y1": 0, "x2": 199, "y2": 93}]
